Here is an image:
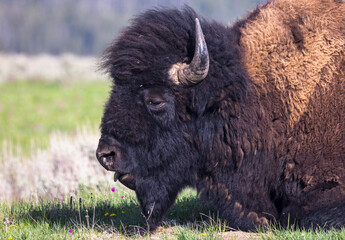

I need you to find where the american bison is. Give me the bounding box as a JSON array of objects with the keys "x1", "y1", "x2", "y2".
[{"x1": 96, "y1": 0, "x2": 345, "y2": 231}]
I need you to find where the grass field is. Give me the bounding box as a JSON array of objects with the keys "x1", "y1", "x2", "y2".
[
  {"x1": 0, "y1": 80, "x2": 110, "y2": 155},
  {"x1": 0, "y1": 185, "x2": 221, "y2": 239},
  {"x1": 1, "y1": 79, "x2": 345, "y2": 239},
  {"x1": 1, "y1": 184, "x2": 345, "y2": 239}
]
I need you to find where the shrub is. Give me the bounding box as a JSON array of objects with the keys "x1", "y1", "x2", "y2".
[{"x1": 0, "y1": 126, "x2": 109, "y2": 200}]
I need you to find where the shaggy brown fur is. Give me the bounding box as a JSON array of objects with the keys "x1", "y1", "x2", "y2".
[
  {"x1": 241, "y1": 0, "x2": 345, "y2": 127},
  {"x1": 239, "y1": 0, "x2": 345, "y2": 227}
]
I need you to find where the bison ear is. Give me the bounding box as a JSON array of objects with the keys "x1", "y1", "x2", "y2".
[{"x1": 170, "y1": 18, "x2": 209, "y2": 86}]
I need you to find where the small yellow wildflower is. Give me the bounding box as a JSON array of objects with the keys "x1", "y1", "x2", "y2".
[
  {"x1": 104, "y1": 213, "x2": 109, "y2": 216},
  {"x1": 8, "y1": 237, "x2": 13, "y2": 240},
  {"x1": 121, "y1": 211, "x2": 125, "y2": 214},
  {"x1": 201, "y1": 233, "x2": 207, "y2": 236},
  {"x1": 110, "y1": 213, "x2": 116, "y2": 217},
  {"x1": 85, "y1": 202, "x2": 89, "y2": 205},
  {"x1": 10, "y1": 225, "x2": 16, "y2": 228}
]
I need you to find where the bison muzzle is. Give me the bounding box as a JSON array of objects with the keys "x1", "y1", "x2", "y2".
[{"x1": 96, "y1": 136, "x2": 136, "y2": 190}]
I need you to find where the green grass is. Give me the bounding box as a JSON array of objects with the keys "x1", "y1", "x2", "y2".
[
  {"x1": 0, "y1": 186, "x2": 218, "y2": 239},
  {"x1": 2, "y1": 183, "x2": 345, "y2": 239},
  {"x1": 262, "y1": 225, "x2": 345, "y2": 240},
  {"x1": 0, "y1": 80, "x2": 110, "y2": 155}
]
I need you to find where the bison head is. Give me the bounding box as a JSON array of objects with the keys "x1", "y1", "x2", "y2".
[{"x1": 96, "y1": 14, "x2": 209, "y2": 188}]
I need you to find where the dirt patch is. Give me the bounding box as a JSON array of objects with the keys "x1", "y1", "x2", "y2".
[
  {"x1": 94, "y1": 225, "x2": 267, "y2": 239},
  {"x1": 148, "y1": 227, "x2": 265, "y2": 240},
  {"x1": 221, "y1": 231, "x2": 263, "y2": 240}
]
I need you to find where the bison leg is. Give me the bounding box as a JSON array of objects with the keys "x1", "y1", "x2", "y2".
[
  {"x1": 199, "y1": 184, "x2": 275, "y2": 231},
  {"x1": 135, "y1": 177, "x2": 180, "y2": 230},
  {"x1": 219, "y1": 198, "x2": 271, "y2": 231}
]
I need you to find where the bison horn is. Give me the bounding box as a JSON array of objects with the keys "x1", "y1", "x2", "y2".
[{"x1": 178, "y1": 18, "x2": 209, "y2": 86}]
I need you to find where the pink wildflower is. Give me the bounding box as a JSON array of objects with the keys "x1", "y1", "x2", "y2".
[
  {"x1": 121, "y1": 195, "x2": 124, "y2": 199},
  {"x1": 111, "y1": 187, "x2": 116, "y2": 192}
]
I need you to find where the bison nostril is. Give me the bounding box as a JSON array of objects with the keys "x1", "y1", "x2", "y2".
[
  {"x1": 97, "y1": 151, "x2": 115, "y2": 159},
  {"x1": 107, "y1": 151, "x2": 116, "y2": 158},
  {"x1": 96, "y1": 136, "x2": 123, "y2": 171},
  {"x1": 98, "y1": 151, "x2": 116, "y2": 166}
]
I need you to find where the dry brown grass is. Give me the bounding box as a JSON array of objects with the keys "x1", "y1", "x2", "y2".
[{"x1": 0, "y1": 126, "x2": 109, "y2": 201}]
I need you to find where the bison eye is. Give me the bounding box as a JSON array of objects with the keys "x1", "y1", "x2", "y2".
[{"x1": 145, "y1": 97, "x2": 166, "y2": 111}]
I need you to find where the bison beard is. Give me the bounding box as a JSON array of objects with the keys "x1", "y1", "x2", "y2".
[{"x1": 96, "y1": 0, "x2": 345, "y2": 231}]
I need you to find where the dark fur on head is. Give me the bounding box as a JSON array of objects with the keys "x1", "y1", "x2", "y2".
[{"x1": 101, "y1": 6, "x2": 248, "y2": 111}]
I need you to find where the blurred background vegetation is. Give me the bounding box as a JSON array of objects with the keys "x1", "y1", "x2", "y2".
[{"x1": 0, "y1": 0, "x2": 265, "y2": 56}]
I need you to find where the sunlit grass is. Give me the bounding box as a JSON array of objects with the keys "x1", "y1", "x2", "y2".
[
  {"x1": 0, "y1": 183, "x2": 139, "y2": 239},
  {"x1": 0, "y1": 80, "x2": 110, "y2": 155},
  {"x1": 4, "y1": 182, "x2": 344, "y2": 239},
  {"x1": 261, "y1": 224, "x2": 345, "y2": 240},
  {"x1": 0, "y1": 185, "x2": 217, "y2": 239}
]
